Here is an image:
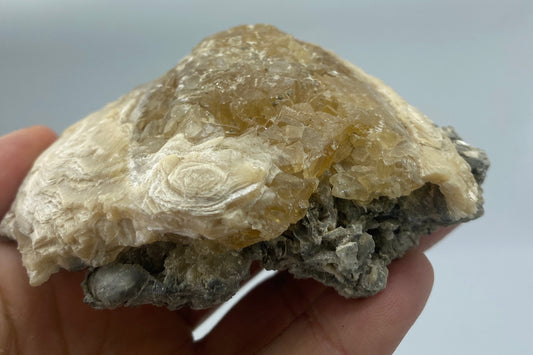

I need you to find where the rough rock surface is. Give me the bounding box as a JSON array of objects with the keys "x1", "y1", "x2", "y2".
[
  {"x1": 0, "y1": 24, "x2": 488, "y2": 309},
  {"x1": 83, "y1": 127, "x2": 488, "y2": 309}
]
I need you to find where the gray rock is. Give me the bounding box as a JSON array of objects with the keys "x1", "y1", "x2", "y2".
[{"x1": 83, "y1": 129, "x2": 488, "y2": 309}]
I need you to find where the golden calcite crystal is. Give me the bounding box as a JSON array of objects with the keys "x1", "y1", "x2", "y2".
[{"x1": 1, "y1": 25, "x2": 483, "y2": 291}]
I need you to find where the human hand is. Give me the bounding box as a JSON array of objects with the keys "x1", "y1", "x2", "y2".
[{"x1": 0, "y1": 126, "x2": 451, "y2": 354}]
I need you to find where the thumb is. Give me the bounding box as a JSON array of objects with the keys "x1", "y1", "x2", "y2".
[{"x1": 0, "y1": 126, "x2": 57, "y2": 218}]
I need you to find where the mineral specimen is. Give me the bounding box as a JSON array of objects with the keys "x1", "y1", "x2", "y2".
[{"x1": 0, "y1": 24, "x2": 488, "y2": 309}]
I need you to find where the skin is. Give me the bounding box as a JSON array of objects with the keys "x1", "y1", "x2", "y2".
[{"x1": 0, "y1": 126, "x2": 452, "y2": 355}]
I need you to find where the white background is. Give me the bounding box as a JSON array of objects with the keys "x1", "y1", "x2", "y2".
[{"x1": 1, "y1": 1, "x2": 531, "y2": 353}]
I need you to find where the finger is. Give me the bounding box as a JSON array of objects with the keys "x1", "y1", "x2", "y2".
[
  {"x1": 0, "y1": 241, "x2": 73, "y2": 354},
  {"x1": 0, "y1": 126, "x2": 57, "y2": 218},
  {"x1": 0, "y1": 241, "x2": 195, "y2": 354},
  {"x1": 195, "y1": 270, "x2": 329, "y2": 354},
  {"x1": 417, "y1": 225, "x2": 457, "y2": 252},
  {"x1": 198, "y1": 251, "x2": 433, "y2": 354},
  {"x1": 258, "y1": 251, "x2": 434, "y2": 355},
  {"x1": 50, "y1": 268, "x2": 195, "y2": 354}
]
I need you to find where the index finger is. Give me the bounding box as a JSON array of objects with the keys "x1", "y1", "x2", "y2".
[{"x1": 0, "y1": 126, "x2": 57, "y2": 219}]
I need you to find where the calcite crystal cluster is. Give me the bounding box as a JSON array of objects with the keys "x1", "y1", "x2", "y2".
[{"x1": 0, "y1": 25, "x2": 488, "y2": 310}]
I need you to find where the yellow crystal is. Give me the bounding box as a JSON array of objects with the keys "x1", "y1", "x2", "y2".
[{"x1": 0, "y1": 24, "x2": 481, "y2": 285}]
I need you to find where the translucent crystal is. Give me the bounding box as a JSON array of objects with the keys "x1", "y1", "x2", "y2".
[{"x1": 0, "y1": 24, "x2": 483, "y2": 288}]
